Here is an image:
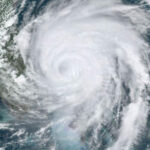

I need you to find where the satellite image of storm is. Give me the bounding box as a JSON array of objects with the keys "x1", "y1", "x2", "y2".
[{"x1": 0, "y1": 0, "x2": 150, "y2": 150}]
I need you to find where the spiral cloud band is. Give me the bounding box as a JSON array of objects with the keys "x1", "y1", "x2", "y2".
[{"x1": 1, "y1": 0, "x2": 149, "y2": 150}]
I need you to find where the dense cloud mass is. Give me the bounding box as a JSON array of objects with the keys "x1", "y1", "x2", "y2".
[{"x1": 0, "y1": 0, "x2": 150, "y2": 150}]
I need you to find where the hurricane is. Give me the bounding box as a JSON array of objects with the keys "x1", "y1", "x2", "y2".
[{"x1": 0, "y1": 0, "x2": 150, "y2": 150}]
